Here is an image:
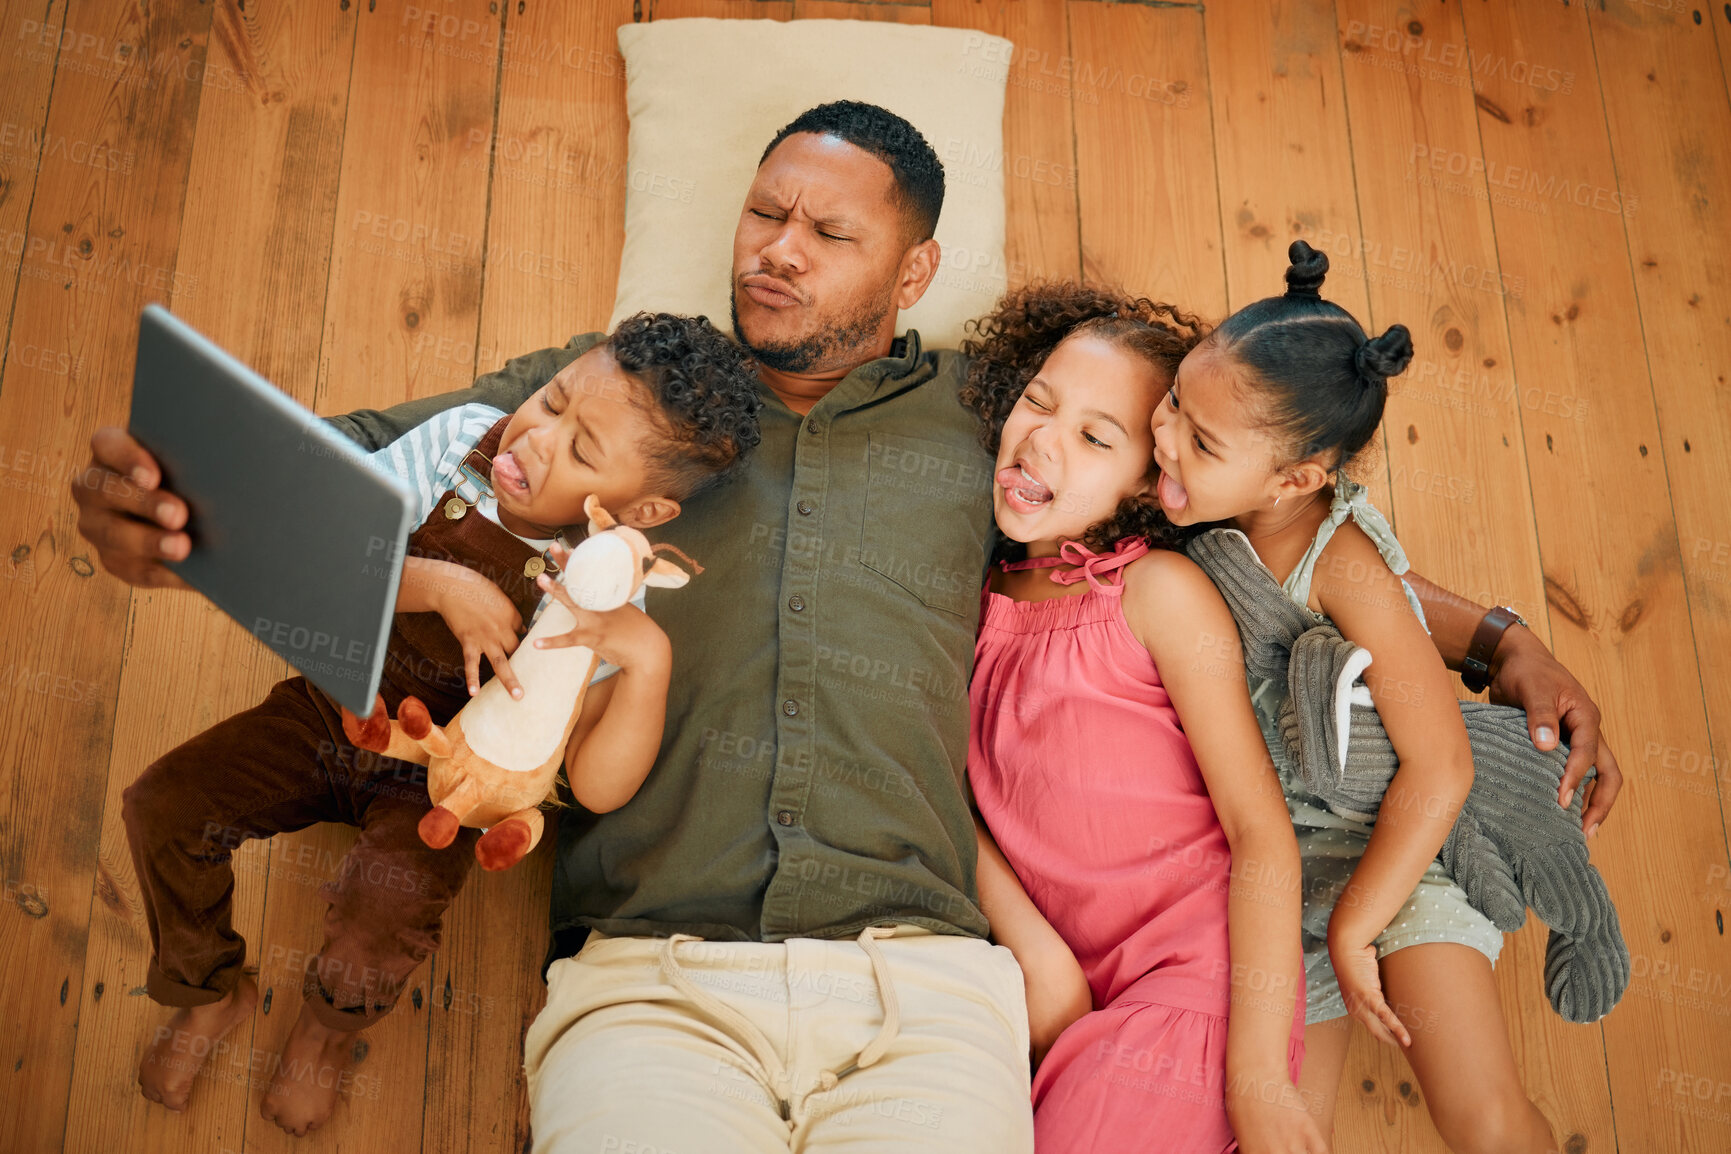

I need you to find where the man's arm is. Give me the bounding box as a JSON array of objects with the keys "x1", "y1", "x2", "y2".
[
  {"x1": 1407, "y1": 569, "x2": 1623, "y2": 837},
  {"x1": 325, "y1": 335, "x2": 596, "y2": 449},
  {"x1": 71, "y1": 334, "x2": 601, "y2": 587}
]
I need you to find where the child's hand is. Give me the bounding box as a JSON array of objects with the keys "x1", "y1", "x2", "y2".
[
  {"x1": 1023, "y1": 938, "x2": 1093, "y2": 1069},
  {"x1": 1226, "y1": 1075, "x2": 1331, "y2": 1154},
  {"x1": 428, "y1": 565, "x2": 525, "y2": 698},
  {"x1": 1327, "y1": 932, "x2": 1411, "y2": 1049},
  {"x1": 533, "y1": 574, "x2": 672, "y2": 676}
]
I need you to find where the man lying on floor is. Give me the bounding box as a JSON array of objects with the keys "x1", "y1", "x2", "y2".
[{"x1": 74, "y1": 100, "x2": 1622, "y2": 1152}]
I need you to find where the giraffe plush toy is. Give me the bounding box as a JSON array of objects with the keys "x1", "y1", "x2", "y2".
[{"x1": 342, "y1": 494, "x2": 692, "y2": 872}]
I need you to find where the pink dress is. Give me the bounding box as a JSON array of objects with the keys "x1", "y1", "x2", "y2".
[{"x1": 968, "y1": 539, "x2": 1304, "y2": 1153}]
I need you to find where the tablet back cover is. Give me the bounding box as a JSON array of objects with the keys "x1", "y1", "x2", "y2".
[{"x1": 128, "y1": 305, "x2": 414, "y2": 715}]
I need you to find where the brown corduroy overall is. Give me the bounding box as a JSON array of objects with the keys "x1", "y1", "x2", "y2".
[{"x1": 122, "y1": 418, "x2": 551, "y2": 1030}]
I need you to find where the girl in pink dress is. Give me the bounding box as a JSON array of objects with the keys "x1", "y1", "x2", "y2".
[{"x1": 959, "y1": 285, "x2": 1324, "y2": 1154}]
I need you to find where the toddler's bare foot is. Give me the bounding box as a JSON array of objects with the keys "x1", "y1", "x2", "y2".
[
  {"x1": 259, "y1": 1004, "x2": 364, "y2": 1136},
  {"x1": 137, "y1": 975, "x2": 258, "y2": 1111}
]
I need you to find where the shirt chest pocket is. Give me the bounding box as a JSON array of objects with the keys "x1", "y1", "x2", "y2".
[{"x1": 859, "y1": 433, "x2": 990, "y2": 618}]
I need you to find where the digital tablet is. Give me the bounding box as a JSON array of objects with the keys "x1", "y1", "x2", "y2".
[{"x1": 128, "y1": 305, "x2": 416, "y2": 715}]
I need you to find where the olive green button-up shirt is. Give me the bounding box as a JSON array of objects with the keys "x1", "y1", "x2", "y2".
[{"x1": 329, "y1": 330, "x2": 996, "y2": 946}]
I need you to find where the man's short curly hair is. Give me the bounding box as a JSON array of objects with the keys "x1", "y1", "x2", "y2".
[
  {"x1": 960, "y1": 282, "x2": 1209, "y2": 552},
  {"x1": 606, "y1": 312, "x2": 763, "y2": 499},
  {"x1": 760, "y1": 101, "x2": 945, "y2": 245}
]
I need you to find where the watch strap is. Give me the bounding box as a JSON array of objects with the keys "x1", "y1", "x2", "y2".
[{"x1": 1461, "y1": 605, "x2": 1523, "y2": 693}]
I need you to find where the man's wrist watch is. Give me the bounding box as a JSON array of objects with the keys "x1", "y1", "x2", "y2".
[{"x1": 1461, "y1": 605, "x2": 1527, "y2": 693}]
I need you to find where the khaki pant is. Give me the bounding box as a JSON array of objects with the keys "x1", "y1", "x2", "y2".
[{"x1": 525, "y1": 927, "x2": 1033, "y2": 1153}]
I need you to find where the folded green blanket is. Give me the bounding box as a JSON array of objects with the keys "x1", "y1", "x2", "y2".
[{"x1": 1186, "y1": 527, "x2": 1629, "y2": 1024}]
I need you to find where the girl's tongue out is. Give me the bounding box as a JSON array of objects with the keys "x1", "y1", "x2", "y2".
[
  {"x1": 996, "y1": 464, "x2": 1053, "y2": 512},
  {"x1": 1157, "y1": 470, "x2": 1188, "y2": 513},
  {"x1": 493, "y1": 451, "x2": 530, "y2": 497}
]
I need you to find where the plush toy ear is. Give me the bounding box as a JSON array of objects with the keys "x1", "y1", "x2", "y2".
[
  {"x1": 585, "y1": 494, "x2": 617, "y2": 535},
  {"x1": 642, "y1": 557, "x2": 691, "y2": 589}
]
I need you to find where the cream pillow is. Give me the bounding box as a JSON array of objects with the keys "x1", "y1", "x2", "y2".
[{"x1": 611, "y1": 18, "x2": 1012, "y2": 350}]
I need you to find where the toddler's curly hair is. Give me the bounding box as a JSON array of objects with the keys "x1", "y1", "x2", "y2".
[
  {"x1": 607, "y1": 312, "x2": 764, "y2": 499},
  {"x1": 959, "y1": 282, "x2": 1207, "y2": 551}
]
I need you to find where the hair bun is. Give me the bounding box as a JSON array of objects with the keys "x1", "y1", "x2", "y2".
[
  {"x1": 1284, "y1": 240, "x2": 1329, "y2": 299},
  {"x1": 1355, "y1": 324, "x2": 1413, "y2": 381}
]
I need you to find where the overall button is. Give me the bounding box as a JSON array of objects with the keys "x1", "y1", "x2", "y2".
[
  {"x1": 806, "y1": 418, "x2": 820, "y2": 435},
  {"x1": 788, "y1": 595, "x2": 805, "y2": 612},
  {"x1": 776, "y1": 810, "x2": 795, "y2": 826},
  {"x1": 782, "y1": 699, "x2": 799, "y2": 717},
  {"x1": 797, "y1": 500, "x2": 814, "y2": 516}
]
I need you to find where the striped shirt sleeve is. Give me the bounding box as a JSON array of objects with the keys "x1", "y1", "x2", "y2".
[{"x1": 365, "y1": 403, "x2": 506, "y2": 524}]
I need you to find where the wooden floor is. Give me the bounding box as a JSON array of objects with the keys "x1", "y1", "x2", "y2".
[{"x1": 1, "y1": 0, "x2": 1728, "y2": 1150}]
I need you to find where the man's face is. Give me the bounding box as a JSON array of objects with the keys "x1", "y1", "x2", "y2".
[{"x1": 731, "y1": 132, "x2": 913, "y2": 374}]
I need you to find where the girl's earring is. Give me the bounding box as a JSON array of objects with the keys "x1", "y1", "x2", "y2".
[{"x1": 1274, "y1": 495, "x2": 1282, "y2": 508}]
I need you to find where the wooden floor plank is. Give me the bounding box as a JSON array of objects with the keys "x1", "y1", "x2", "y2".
[
  {"x1": 420, "y1": 5, "x2": 636, "y2": 1151},
  {"x1": 1458, "y1": 3, "x2": 1725, "y2": 1151},
  {"x1": 651, "y1": 0, "x2": 793, "y2": 17},
  {"x1": 0, "y1": 1, "x2": 216, "y2": 1149},
  {"x1": 238, "y1": 3, "x2": 507, "y2": 1153},
  {"x1": 1068, "y1": 1, "x2": 1226, "y2": 320},
  {"x1": 1201, "y1": 0, "x2": 1397, "y2": 554},
  {"x1": 931, "y1": 0, "x2": 1080, "y2": 287},
  {"x1": 0, "y1": 0, "x2": 69, "y2": 365},
  {"x1": 1580, "y1": 1, "x2": 1731, "y2": 1145},
  {"x1": 57, "y1": 3, "x2": 360, "y2": 1152},
  {"x1": 791, "y1": 1, "x2": 931, "y2": 22},
  {"x1": 1329, "y1": 3, "x2": 1587, "y2": 1150}
]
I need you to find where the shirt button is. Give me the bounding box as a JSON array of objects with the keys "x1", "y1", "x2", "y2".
[
  {"x1": 782, "y1": 699, "x2": 799, "y2": 717},
  {"x1": 788, "y1": 595, "x2": 805, "y2": 612},
  {"x1": 776, "y1": 810, "x2": 795, "y2": 826},
  {"x1": 806, "y1": 418, "x2": 820, "y2": 435},
  {"x1": 797, "y1": 500, "x2": 814, "y2": 516}
]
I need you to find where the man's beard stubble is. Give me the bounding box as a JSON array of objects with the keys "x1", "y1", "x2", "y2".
[{"x1": 730, "y1": 280, "x2": 895, "y2": 375}]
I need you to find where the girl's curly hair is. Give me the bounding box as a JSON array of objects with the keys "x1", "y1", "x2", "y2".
[{"x1": 959, "y1": 281, "x2": 1209, "y2": 552}]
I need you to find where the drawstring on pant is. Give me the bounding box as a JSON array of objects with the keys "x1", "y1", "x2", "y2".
[
  {"x1": 658, "y1": 925, "x2": 906, "y2": 1126},
  {"x1": 659, "y1": 933, "x2": 794, "y2": 1116}
]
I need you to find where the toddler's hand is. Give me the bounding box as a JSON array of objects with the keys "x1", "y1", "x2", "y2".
[
  {"x1": 427, "y1": 565, "x2": 524, "y2": 698},
  {"x1": 534, "y1": 574, "x2": 671, "y2": 676},
  {"x1": 1328, "y1": 935, "x2": 1410, "y2": 1049}
]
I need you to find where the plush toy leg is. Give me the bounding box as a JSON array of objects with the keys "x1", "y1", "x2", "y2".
[
  {"x1": 475, "y1": 808, "x2": 544, "y2": 872},
  {"x1": 340, "y1": 694, "x2": 435, "y2": 764},
  {"x1": 418, "y1": 774, "x2": 484, "y2": 850},
  {"x1": 398, "y1": 698, "x2": 453, "y2": 759}
]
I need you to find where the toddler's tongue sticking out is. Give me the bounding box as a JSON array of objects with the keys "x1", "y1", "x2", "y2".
[{"x1": 493, "y1": 450, "x2": 530, "y2": 498}]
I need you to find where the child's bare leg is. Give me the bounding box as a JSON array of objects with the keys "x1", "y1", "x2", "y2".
[
  {"x1": 1296, "y1": 1014, "x2": 1351, "y2": 1146},
  {"x1": 1380, "y1": 943, "x2": 1556, "y2": 1154},
  {"x1": 137, "y1": 974, "x2": 258, "y2": 1110},
  {"x1": 259, "y1": 1002, "x2": 364, "y2": 1137}
]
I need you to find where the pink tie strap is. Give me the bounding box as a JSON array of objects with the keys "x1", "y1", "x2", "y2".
[{"x1": 1001, "y1": 536, "x2": 1151, "y2": 595}]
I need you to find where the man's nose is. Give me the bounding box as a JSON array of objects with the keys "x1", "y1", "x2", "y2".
[{"x1": 760, "y1": 223, "x2": 808, "y2": 275}]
